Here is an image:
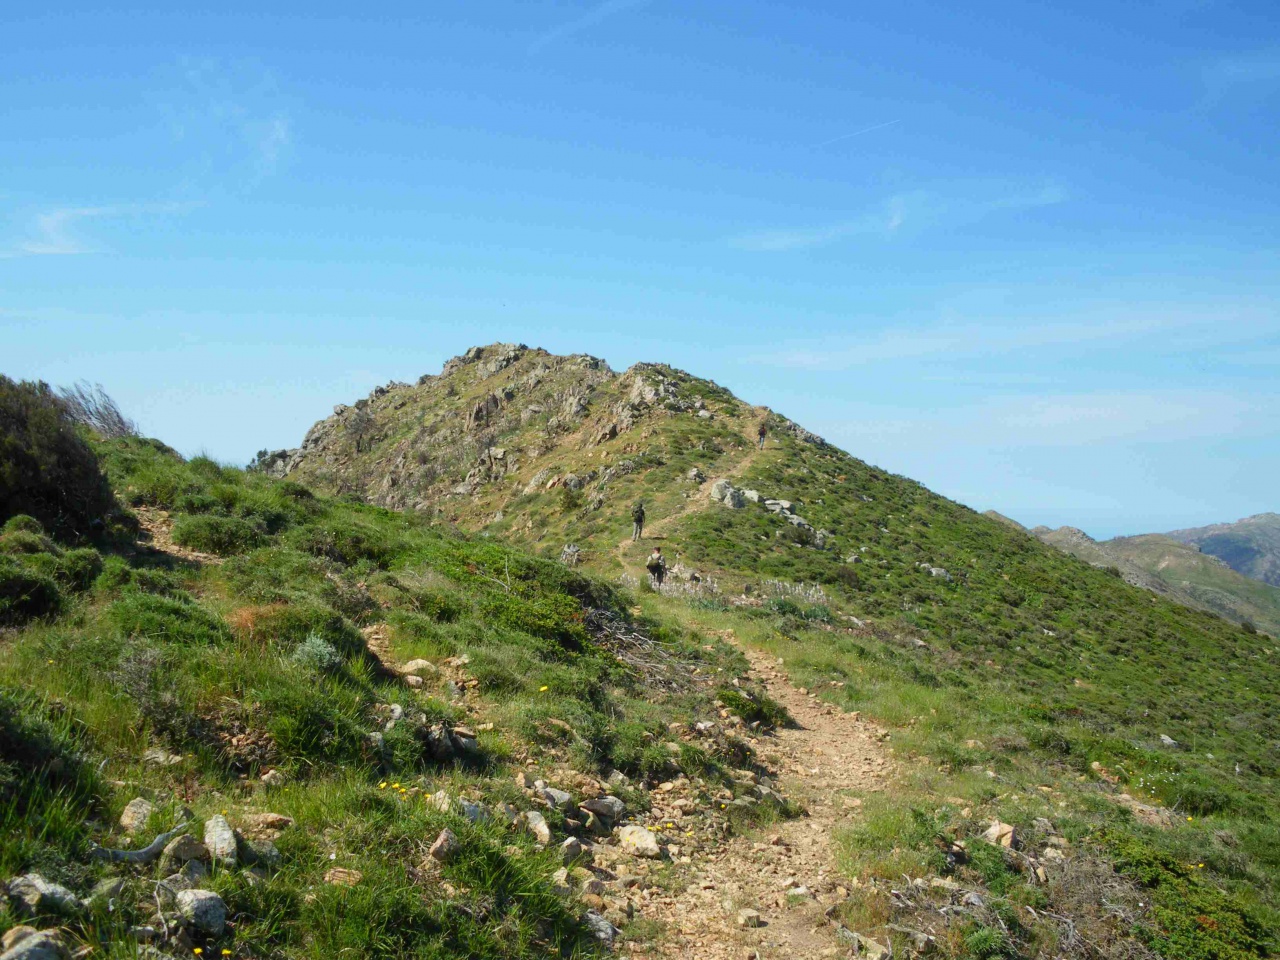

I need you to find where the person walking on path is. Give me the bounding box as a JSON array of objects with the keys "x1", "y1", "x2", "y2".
[
  {"x1": 757, "y1": 422, "x2": 767, "y2": 450},
  {"x1": 645, "y1": 546, "x2": 667, "y2": 587},
  {"x1": 631, "y1": 501, "x2": 646, "y2": 541}
]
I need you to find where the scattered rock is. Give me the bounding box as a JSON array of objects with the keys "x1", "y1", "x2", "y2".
[
  {"x1": 7, "y1": 874, "x2": 83, "y2": 918},
  {"x1": 583, "y1": 909, "x2": 619, "y2": 945},
  {"x1": 550, "y1": 868, "x2": 573, "y2": 896},
  {"x1": 580, "y1": 796, "x2": 625, "y2": 822},
  {"x1": 737, "y1": 908, "x2": 763, "y2": 928},
  {"x1": 0, "y1": 931, "x2": 68, "y2": 960},
  {"x1": 241, "y1": 812, "x2": 294, "y2": 839},
  {"x1": 260, "y1": 768, "x2": 287, "y2": 787},
  {"x1": 160, "y1": 833, "x2": 209, "y2": 872},
  {"x1": 709, "y1": 479, "x2": 745, "y2": 509},
  {"x1": 523, "y1": 810, "x2": 553, "y2": 846},
  {"x1": 1159, "y1": 734, "x2": 1178, "y2": 747},
  {"x1": 982, "y1": 821, "x2": 1017, "y2": 849},
  {"x1": 429, "y1": 829, "x2": 461, "y2": 863},
  {"x1": 324, "y1": 867, "x2": 362, "y2": 887},
  {"x1": 1, "y1": 929, "x2": 38, "y2": 953},
  {"x1": 119, "y1": 798, "x2": 154, "y2": 834},
  {"x1": 176, "y1": 889, "x2": 227, "y2": 936},
  {"x1": 561, "y1": 837, "x2": 593, "y2": 865},
  {"x1": 141, "y1": 748, "x2": 183, "y2": 767},
  {"x1": 239, "y1": 836, "x2": 282, "y2": 869},
  {"x1": 401, "y1": 659, "x2": 438, "y2": 677},
  {"x1": 203, "y1": 815, "x2": 238, "y2": 866},
  {"x1": 617, "y1": 825, "x2": 661, "y2": 859},
  {"x1": 538, "y1": 786, "x2": 574, "y2": 812}
]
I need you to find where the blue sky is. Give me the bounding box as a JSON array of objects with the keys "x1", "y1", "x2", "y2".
[{"x1": 3, "y1": 0, "x2": 1278, "y2": 538}]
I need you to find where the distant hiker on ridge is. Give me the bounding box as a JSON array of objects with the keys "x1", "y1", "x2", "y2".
[
  {"x1": 631, "y1": 501, "x2": 646, "y2": 541},
  {"x1": 646, "y1": 546, "x2": 667, "y2": 587},
  {"x1": 757, "y1": 422, "x2": 767, "y2": 450}
]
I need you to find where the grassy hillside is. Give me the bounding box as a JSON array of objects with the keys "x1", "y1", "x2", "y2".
[
  {"x1": 1168, "y1": 514, "x2": 1280, "y2": 589},
  {"x1": 6, "y1": 360, "x2": 1279, "y2": 959},
  {"x1": 1, "y1": 426, "x2": 796, "y2": 959},
  {"x1": 270, "y1": 344, "x2": 1280, "y2": 957}
]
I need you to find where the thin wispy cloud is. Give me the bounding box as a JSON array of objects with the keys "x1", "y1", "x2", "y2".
[
  {"x1": 838, "y1": 388, "x2": 1275, "y2": 449},
  {"x1": 529, "y1": 0, "x2": 652, "y2": 54},
  {"x1": 729, "y1": 182, "x2": 1067, "y2": 253},
  {"x1": 161, "y1": 57, "x2": 295, "y2": 182},
  {"x1": 748, "y1": 302, "x2": 1278, "y2": 370},
  {"x1": 0, "y1": 202, "x2": 201, "y2": 259},
  {"x1": 813, "y1": 119, "x2": 903, "y2": 148}
]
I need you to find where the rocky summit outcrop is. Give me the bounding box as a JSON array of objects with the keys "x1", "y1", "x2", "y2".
[{"x1": 259, "y1": 344, "x2": 824, "y2": 538}]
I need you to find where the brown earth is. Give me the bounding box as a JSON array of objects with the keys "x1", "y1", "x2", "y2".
[{"x1": 632, "y1": 636, "x2": 892, "y2": 959}]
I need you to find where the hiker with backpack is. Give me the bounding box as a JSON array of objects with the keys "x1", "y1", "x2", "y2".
[
  {"x1": 631, "y1": 501, "x2": 646, "y2": 541},
  {"x1": 757, "y1": 422, "x2": 767, "y2": 450},
  {"x1": 645, "y1": 546, "x2": 667, "y2": 587}
]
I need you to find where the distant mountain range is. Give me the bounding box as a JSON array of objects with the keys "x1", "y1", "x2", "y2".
[
  {"x1": 1167, "y1": 513, "x2": 1280, "y2": 588},
  {"x1": 994, "y1": 512, "x2": 1280, "y2": 636}
]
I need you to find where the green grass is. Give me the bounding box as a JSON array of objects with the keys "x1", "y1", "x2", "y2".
[{"x1": 0, "y1": 435, "x2": 785, "y2": 958}]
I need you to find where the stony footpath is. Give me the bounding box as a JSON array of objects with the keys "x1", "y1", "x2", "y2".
[{"x1": 631, "y1": 637, "x2": 893, "y2": 959}]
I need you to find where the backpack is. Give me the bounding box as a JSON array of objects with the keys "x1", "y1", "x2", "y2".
[
  {"x1": 645, "y1": 553, "x2": 663, "y2": 571},
  {"x1": 632, "y1": 503, "x2": 645, "y2": 522}
]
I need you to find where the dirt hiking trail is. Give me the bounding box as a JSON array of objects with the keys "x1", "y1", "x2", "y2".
[{"x1": 633, "y1": 635, "x2": 893, "y2": 958}]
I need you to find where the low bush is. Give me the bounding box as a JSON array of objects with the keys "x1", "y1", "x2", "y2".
[
  {"x1": 0, "y1": 557, "x2": 62, "y2": 626},
  {"x1": 716, "y1": 686, "x2": 792, "y2": 729},
  {"x1": 0, "y1": 376, "x2": 115, "y2": 540},
  {"x1": 105, "y1": 591, "x2": 232, "y2": 645},
  {"x1": 172, "y1": 513, "x2": 267, "y2": 555}
]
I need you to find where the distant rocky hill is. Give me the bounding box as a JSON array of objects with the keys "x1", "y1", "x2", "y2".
[
  {"x1": 1166, "y1": 513, "x2": 1280, "y2": 588},
  {"x1": 1029, "y1": 524, "x2": 1280, "y2": 636}
]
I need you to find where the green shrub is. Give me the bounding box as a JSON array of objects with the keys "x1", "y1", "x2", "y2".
[
  {"x1": 290, "y1": 632, "x2": 345, "y2": 673},
  {"x1": 286, "y1": 521, "x2": 395, "y2": 566},
  {"x1": 94, "y1": 555, "x2": 184, "y2": 596},
  {"x1": 106, "y1": 592, "x2": 231, "y2": 645},
  {"x1": 171, "y1": 513, "x2": 266, "y2": 555},
  {"x1": 237, "y1": 603, "x2": 364, "y2": 658},
  {"x1": 0, "y1": 376, "x2": 115, "y2": 540},
  {"x1": 716, "y1": 686, "x2": 792, "y2": 729},
  {"x1": 0, "y1": 557, "x2": 62, "y2": 626},
  {"x1": 53, "y1": 547, "x2": 103, "y2": 591},
  {"x1": 1106, "y1": 832, "x2": 1271, "y2": 959},
  {"x1": 2, "y1": 515, "x2": 45, "y2": 535},
  {"x1": 0, "y1": 529, "x2": 59, "y2": 555}
]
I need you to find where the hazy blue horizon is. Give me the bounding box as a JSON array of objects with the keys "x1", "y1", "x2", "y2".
[{"x1": 4, "y1": 1, "x2": 1277, "y2": 540}]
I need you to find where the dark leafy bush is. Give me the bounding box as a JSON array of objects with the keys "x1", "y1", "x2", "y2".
[
  {"x1": 0, "y1": 376, "x2": 115, "y2": 539},
  {"x1": 0, "y1": 556, "x2": 62, "y2": 626}
]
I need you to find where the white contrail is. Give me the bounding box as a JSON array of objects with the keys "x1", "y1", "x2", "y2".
[{"x1": 813, "y1": 119, "x2": 903, "y2": 147}]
